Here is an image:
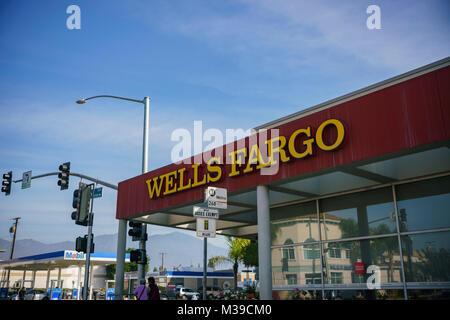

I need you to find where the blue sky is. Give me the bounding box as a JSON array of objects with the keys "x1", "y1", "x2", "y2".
[{"x1": 0, "y1": 0, "x2": 449, "y2": 252}]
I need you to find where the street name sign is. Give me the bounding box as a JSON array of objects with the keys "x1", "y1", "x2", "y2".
[
  {"x1": 91, "y1": 187, "x2": 103, "y2": 198},
  {"x1": 193, "y1": 206, "x2": 219, "y2": 219}
]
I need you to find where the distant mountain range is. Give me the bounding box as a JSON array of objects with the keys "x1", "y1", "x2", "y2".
[{"x1": 0, "y1": 232, "x2": 229, "y2": 271}]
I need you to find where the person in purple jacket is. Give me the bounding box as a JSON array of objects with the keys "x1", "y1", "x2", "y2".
[{"x1": 133, "y1": 280, "x2": 148, "y2": 300}]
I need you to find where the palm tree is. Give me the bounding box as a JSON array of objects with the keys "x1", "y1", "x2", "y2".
[{"x1": 208, "y1": 236, "x2": 250, "y2": 289}]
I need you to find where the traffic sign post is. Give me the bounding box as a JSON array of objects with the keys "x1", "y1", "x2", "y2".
[{"x1": 197, "y1": 187, "x2": 227, "y2": 300}]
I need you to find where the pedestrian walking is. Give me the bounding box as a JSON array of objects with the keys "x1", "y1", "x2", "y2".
[
  {"x1": 133, "y1": 280, "x2": 148, "y2": 300},
  {"x1": 147, "y1": 277, "x2": 160, "y2": 300}
]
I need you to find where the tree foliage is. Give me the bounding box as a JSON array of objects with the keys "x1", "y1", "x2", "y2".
[
  {"x1": 208, "y1": 237, "x2": 253, "y2": 289},
  {"x1": 105, "y1": 248, "x2": 149, "y2": 280}
]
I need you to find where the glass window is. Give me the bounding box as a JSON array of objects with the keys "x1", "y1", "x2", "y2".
[
  {"x1": 282, "y1": 239, "x2": 295, "y2": 260},
  {"x1": 401, "y1": 231, "x2": 450, "y2": 283},
  {"x1": 286, "y1": 274, "x2": 297, "y2": 285},
  {"x1": 320, "y1": 187, "x2": 396, "y2": 241},
  {"x1": 305, "y1": 273, "x2": 322, "y2": 284},
  {"x1": 328, "y1": 243, "x2": 342, "y2": 258},
  {"x1": 322, "y1": 237, "x2": 402, "y2": 285},
  {"x1": 330, "y1": 272, "x2": 343, "y2": 284},
  {"x1": 345, "y1": 249, "x2": 351, "y2": 259},
  {"x1": 271, "y1": 201, "x2": 317, "y2": 246},
  {"x1": 272, "y1": 245, "x2": 322, "y2": 287},
  {"x1": 396, "y1": 175, "x2": 450, "y2": 232},
  {"x1": 303, "y1": 238, "x2": 320, "y2": 260},
  {"x1": 304, "y1": 246, "x2": 320, "y2": 260}
]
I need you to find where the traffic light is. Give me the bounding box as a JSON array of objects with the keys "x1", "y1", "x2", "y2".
[
  {"x1": 2, "y1": 171, "x2": 12, "y2": 196},
  {"x1": 129, "y1": 249, "x2": 146, "y2": 264},
  {"x1": 58, "y1": 162, "x2": 70, "y2": 190},
  {"x1": 71, "y1": 183, "x2": 92, "y2": 226},
  {"x1": 75, "y1": 234, "x2": 94, "y2": 253},
  {"x1": 128, "y1": 221, "x2": 147, "y2": 241}
]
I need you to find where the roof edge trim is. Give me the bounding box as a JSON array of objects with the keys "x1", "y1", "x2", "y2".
[{"x1": 255, "y1": 57, "x2": 450, "y2": 130}]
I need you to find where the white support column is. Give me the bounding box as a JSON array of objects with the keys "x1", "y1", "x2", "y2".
[
  {"x1": 256, "y1": 185, "x2": 272, "y2": 300},
  {"x1": 115, "y1": 219, "x2": 127, "y2": 300},
  {"x1": 89, "y1": 264, "x2": 94, "y2": 300},
  {"x1": 45, "y1": 268, "x2": 51, "y2": 290},
  {"x1": 31, "y1": 270, "x2": 36, "y2": 288},
  {"x1": 22, "y1": 270, "x2": 26, "y2": 287},
  {"x1": 77, "y1": 266, "x2": 81, "y2": 300}
]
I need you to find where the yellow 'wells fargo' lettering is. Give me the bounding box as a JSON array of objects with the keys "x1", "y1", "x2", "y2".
[{"x1": 146, "y1": 119, "x2": 345, "y2": 199}]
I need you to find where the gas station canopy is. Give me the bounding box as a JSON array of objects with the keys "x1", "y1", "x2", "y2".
[{"x1": 0, "y1": 250, "x2": 130, "y2": 271}]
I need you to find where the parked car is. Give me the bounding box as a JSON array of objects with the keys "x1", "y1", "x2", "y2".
[
  {"x1": 197, "y1": 286, "x2": 222, "y2": 300},
  {"x1": 24, "y1": 289, "x2": 49, "y2": 300},
  {"x1": 160, "y1": 293, "x2": 169, "y2": 300},
  {"x1": 176, "y1": 287, "x2": 200, "y2": 300}
]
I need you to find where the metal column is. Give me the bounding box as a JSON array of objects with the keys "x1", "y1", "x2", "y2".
[
  {"x1": 82, "y1": 185, "x2": 95, "y2": 300},
  {"x1": 138, "y1": 96, "x2": 150, "y2": 284},
  {"x1": 77, "y1": 266, "x2": 81, "y2": 300},
  {"x1": 256, "y1": 185, "x2": 272, "y2": 300},
  {"x1": 88, "y1": 264, "x2": 94, "y2": 300},
  {"x1": 392, "y1": 185, "x2": 408, "y2": 300},
  {"x1": 115, "y1": 219, "x2": 127, "y2": 300},
  {"x1": 203, "y1": 237, "x2": 207, "y2": 300},
  {"x1": 45, "y1": 269, "x2": 51, "y2": 290},
  {"x1": 31, "y1": 270, "x2": 36, "y2": 288}
]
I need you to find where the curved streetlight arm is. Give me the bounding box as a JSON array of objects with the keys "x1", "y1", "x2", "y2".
[
  {"x1": 77, "y1": 95, "x2": 145, "y2": 104},
  {"x1": 76, "y1": 94, "x2": 150, "y2": 173}
]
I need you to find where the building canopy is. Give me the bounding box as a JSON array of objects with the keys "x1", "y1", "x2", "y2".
[{"x1": 116, "y1": 58, "x2": 450, "y2": 240}]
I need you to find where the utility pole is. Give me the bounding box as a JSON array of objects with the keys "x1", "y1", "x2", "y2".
[
  {"x1": 159, "y1": 252, "x2": 166, "y2": 271},
  {"x1": 9, "y1": 217, "x2": 20, "y2": 260},
  {"x1": 5, "y1": 217, "x2": 20, "y2": 287}
]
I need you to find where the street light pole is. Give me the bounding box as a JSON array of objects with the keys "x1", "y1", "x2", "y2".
[
  {"x1": 76, "y1": 95, "x2": 150, "y2": 299},
  {"x1": 138, "y1": 96, "x2": 150, "y2": 283}
]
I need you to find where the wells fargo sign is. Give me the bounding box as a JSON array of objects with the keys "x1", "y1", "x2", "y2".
[{"x1": 146, "y1": 119, "x2": 346, "y2": 200}]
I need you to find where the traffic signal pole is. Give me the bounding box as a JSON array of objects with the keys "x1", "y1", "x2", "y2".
[
  {"x1": 12, "y1": 171, "x2": 118, "y2": 191},
  {"x1": 82, "y1": 183, "x2": 95, "y2": 300}
]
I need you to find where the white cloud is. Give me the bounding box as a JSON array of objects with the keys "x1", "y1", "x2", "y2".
[
  {"x1": 0, "y1": 98, "x2": 180, "y2": 156},
  {"x1": 157, "y1": 0, "x2": 450, "y2": 72}
]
